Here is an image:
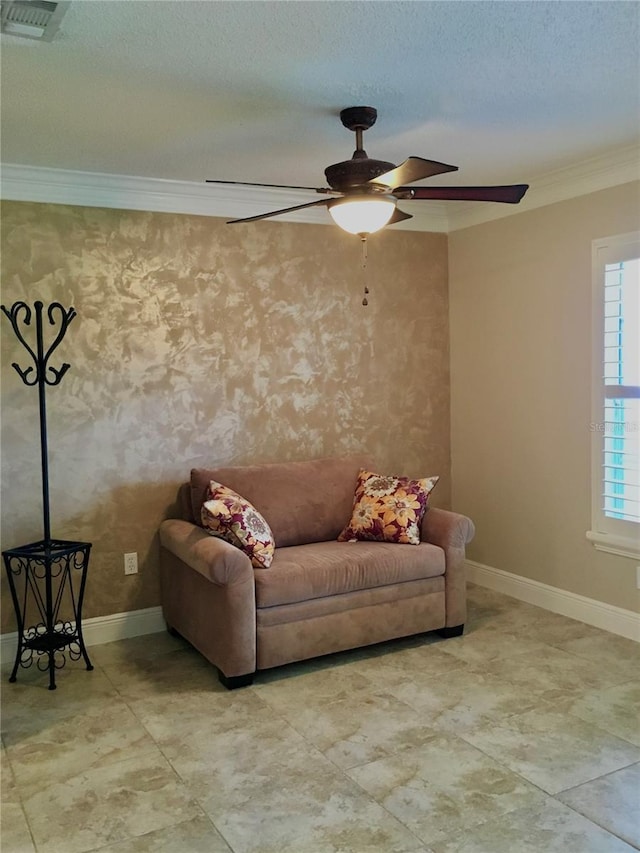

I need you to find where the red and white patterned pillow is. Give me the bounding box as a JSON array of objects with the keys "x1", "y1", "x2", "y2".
[
  {"x1": 201, "y1": 480, "x2": 275, "y2": 568},
  {"x1": 338, "y1": 469, "x2": 439, "y2": 546}
]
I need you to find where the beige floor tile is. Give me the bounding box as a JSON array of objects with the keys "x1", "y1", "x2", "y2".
[
  {"x1": 465, "y1": 585, "x2": 624, "y2": 650},
  {"x1": 78, "y1": 814, "x2": 232, "y2": 852},
  {"x1": 465, "y1": 584, "x2": 525, "y2": 614},
  {"x1": 21, "y1": 751, "x2": 202, "y2": 853},
  {"x1": 259, "y1": 632, "x2": 441, "y2": 681},
  {"x1": 2, "y1": 587, "x2": 636, "y2": 853},
  {"x1": 434, "y1": 624, "x2": 553, "y2": 665},
  {"x1": 253, "y1": 655, "x2": 374, "y2": 702},
  {"x1": 255, "y1": 640, "x2": 462, "y2": 706},
  {"x1": 467, "y1": 595, "x2": 604, "y2": 646},
  {"x1": 1, "y1": 801, "x2": 37, "y2": 853},
  {"x1": 210, "y1": 798, "x2": 431, "y2": 853},
  {"x1": 559, "y1": 680, "x2": 640, "y2": 747},
  {"x1": 4, "y1": 698, "x2": 160, "y2": 797},
  {"x1": 458, "y1": 706, "x2": 640, "y2": 794},
  {"x1": 164, "y1": 717, "x2": 427, "y2": 853},
  {"x1": 100, "y1": 647, "x2": 219, "y2": 701},
  {"x1": 89, "y1": 630, "x2": 190, "y2": 668},
  {"x1": 1, "y1": 743, "x2": 19, "y2": 803},
  {"x1": 1, "y1": 655, "x2": 96, "y2": 685},
  {"x1": 530, "y1": 619, "x2": 608, "y2": 647},
  {"x1": 346, "y1": 641, "x2": 470, "y2": 687},
  {"x1": 1, "y1": 666, "x2": 119, "y2": 736},
  {"x1": 430, "y1": 796, "x2": 636, "y2": 853},
  {"x1": 346, "y1": 732, "x2": 546, "y2": 845},
  {"x1": 163, "y1": 715, "x2": 342, "y2": 802},
  {"x1": 554, "y1": 633, "x2": 639, "y2": 676},
  {"x1": 557, "y1": 762, "x2": 640, "y2": 849},
  {"x1": 383, "y1": 662, "x2": 547, "y2": 732},
  {"x1": 468, "y1": 601, "x2": 586, "y2": 634},
  {"x1": 2, "y1": 744, "x2": 32, "y2": 853},
  {"x1": 481, "y1": 644, "x2": 633, "y2": 701},
  {"x1": 261, "y1": 685, "x2": 440, "y2": 770},
  {"x1": 163, "y1": 713, "x2": 317, "y2": 785},
  {"x1": 127, "y1": 684, "x2": 273, "y2": 745}
]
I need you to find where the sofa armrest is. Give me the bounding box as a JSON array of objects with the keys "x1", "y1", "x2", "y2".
[
  {"x1": 159, "y1": 518, "x2": 256, "y2": 679},
  {"x1": 159, "y1": 519, "x2": 253, "y2": 586},
  {"x1": 420, "y1": 507, "x2": 475, "y2": 629},
  {"x1": 420, "y1": 507, "x2": 475, "y2": 551}
]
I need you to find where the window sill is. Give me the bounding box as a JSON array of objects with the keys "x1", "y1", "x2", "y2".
[{"x1": 586, "y1": 530, "x2": 640, "y2": 560}]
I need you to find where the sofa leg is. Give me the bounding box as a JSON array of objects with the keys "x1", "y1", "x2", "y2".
[
  {"x1": 218, "y1": 670, "x2": 255, "y2": 690},
  {"x1": 437, "y1": 624, "x2": 464, "y2": 639}
]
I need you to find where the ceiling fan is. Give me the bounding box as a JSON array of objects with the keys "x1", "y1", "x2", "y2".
[{"x1": 206, "y1": 106, "x2": 529, "y2": 236}]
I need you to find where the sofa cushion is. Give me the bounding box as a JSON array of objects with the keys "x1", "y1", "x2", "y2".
[
  {"x1": 338, "y1": 469, "x2": 439, "y2": 545},
  {"x1": 191, "y1": 455, "x2": 372, "y2": 548},
  {"x1": 254, "y1": 539, "x2": 445, "y2": 608},
  {"x1": 201, "y1": 480, "x2": 275, "y2": 569},
  {"x1": 256, "y1": 576, "x2": 445, "y2": 626}
]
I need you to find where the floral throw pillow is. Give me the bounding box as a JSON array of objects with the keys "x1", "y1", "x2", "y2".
[
  {"x1": 201, "y1": 480, "x2": 275, "y2": 569},
  {"x1": 338, "y1": 469, "x2": 439, "y2": 546}
]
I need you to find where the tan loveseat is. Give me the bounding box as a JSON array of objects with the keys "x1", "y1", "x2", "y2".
[{"x1": 159, "y1": 455, "x2": 475, "y2": 688}]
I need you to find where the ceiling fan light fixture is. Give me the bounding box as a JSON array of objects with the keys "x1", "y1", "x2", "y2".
[
  {"x1": 328, "y1": 195, "x2": 396, "y2": 235},
  {"x1": 211, "y1": 108, "x2": 529, "y2": 228}
]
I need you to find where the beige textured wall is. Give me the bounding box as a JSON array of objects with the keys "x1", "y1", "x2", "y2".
[
  {"x1": 0, "y1": 201, "x2": 450, "y2": 630},
  {"x1": 449, "y1": 181, "x2": 640, "y2": 612}
]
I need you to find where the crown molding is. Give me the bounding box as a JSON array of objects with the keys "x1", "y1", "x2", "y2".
[
  {"x1": 446, "y1": 143, "x2": 640, "y2": 231},
  {"x1": 1, "y1": 145, "x2": 638, "y2": 234},
  {"x1": 0, "y1": 163, "x2": 449, "y2": 233}
]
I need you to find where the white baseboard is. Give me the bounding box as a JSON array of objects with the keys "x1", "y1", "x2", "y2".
[
  {"x1": 0, "y1": 606, "x2": 165, "y2": 666},
  {"x1": 466, "y1": 560, "x2": 640, "y2": 642}
]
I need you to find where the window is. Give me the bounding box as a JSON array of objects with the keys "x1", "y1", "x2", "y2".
[{"x1": 588, "y1": 232, "x2": 640, "y2": 559}]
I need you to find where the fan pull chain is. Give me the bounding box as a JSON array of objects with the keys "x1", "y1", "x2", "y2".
[{"x1": 361, "y1": 235, "x2": 369, "y2": 306}]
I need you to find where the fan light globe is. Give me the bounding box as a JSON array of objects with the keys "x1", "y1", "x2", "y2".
[{"x1": 328, "y1": 195, "x2": 396, "y2": 235}]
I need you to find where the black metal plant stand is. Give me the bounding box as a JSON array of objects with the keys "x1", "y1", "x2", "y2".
[{"x1": 1, "y1": 301, "x2": 93, "y2": 690}]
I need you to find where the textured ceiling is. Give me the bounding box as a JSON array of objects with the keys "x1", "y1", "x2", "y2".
[{"x1": 1, "y1": 1, "x2": 639, "y2": 195}]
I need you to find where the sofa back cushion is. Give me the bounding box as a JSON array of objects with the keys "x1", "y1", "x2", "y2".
[{"x1": 190, "y1": 455, "x2": 371, "y2": 548}]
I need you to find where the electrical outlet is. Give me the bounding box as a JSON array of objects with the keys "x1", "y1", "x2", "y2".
[
  {"x1": 636, "y1": 566, "x2": 640, "y2": 590},
  {"x1": 124, "y1": 552, "x2": 138, "y2": 575}
]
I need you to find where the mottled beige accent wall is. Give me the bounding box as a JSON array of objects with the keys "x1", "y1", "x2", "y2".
[
  {"x1": 0, "y1": 202, "x2": 450, "y2": 629},
  {"x1": 449, "y1": 181, "x2": 640, "y2": 612}
]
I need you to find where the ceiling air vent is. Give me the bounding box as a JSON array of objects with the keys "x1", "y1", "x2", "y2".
[{"x1": 1, "y1": 0, "x2": 69, "y2": 41}]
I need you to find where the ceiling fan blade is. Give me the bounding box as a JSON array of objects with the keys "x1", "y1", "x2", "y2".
[
  {"x1": 370, "y1": 157, "x2": 458, "y2": 189},
  {"x1": 227, "y1": 198, "x2": 329, "y2": 224},
  {"x1": 207, "y1": 179, "x2": 331, "y2": 193},
  {"x1": 397, "y1": 184, "x2": 529, "y2": 203},
  {"x1": 388, "y1": 208, "x2": 413, "y2": 225}
]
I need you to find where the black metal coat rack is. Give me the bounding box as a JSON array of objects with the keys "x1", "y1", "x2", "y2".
[{"x1": 1, "y1": 300, "x2": 93, "y2": 690}]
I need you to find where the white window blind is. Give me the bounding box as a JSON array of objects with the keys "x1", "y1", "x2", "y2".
[{"x1": 588, "y1": 233, "x2": 640, "y2": 559}]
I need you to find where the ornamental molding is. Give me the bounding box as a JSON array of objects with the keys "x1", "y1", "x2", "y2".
[{"x1": 1, "y1": 144, "x2": 638, "y2": 233}]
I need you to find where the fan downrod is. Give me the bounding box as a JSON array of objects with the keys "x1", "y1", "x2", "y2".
[{"x1": 325, "y1": 106, "x2": 394, "y2": 190}]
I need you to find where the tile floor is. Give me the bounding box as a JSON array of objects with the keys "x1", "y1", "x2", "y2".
[{"x1": 1, "y1": 584, "x2": 638, "y2": 853}]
